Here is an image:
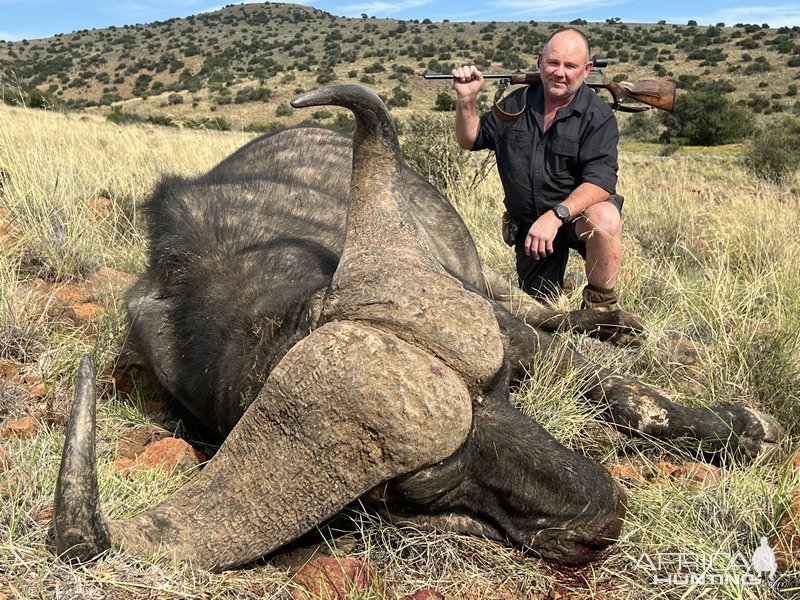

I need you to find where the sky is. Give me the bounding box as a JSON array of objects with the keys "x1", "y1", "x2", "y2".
[{"x1": 1, "y1": 0, "x2": 799, "y2": 42}]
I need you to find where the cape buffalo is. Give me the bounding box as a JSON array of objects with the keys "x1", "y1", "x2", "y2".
[{"x1": 53, "y1": 84, "x2": 780, "y2": 572}]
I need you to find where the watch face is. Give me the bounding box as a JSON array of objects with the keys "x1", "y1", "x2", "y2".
[{"x1": 555, "y1": 205, "x2": 570, "y2": 222}]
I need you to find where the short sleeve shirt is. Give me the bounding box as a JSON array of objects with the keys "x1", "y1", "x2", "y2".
[{"x1": 472, "y1": 82, "x2": 619, "y2": 225}]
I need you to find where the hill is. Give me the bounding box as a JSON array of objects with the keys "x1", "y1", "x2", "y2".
[{"x1": 1, "y1": 2, "x2": 798, "y2": 131}]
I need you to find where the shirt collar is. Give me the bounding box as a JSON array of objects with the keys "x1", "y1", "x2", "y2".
[{"x1": 531, "y1": 81, "x2": 589, "y2": 119}]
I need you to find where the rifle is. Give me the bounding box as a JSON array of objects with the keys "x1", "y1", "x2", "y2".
[{"x1": 423, "y1": 58, "x2": 676, "y2": 119}]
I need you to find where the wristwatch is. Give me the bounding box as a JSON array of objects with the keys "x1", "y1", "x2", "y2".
[{"x1": 552, "y1": 204, "x2": 571, "y2": 225}]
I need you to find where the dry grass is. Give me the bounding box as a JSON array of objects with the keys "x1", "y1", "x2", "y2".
[{"x1": 1, "y1": 102, "x2": 800, "y2": 599}]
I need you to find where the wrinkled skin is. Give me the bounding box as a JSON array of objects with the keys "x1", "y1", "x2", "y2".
[{"x1": 53, "y1": 84, "x2": 780, "y2": 573}]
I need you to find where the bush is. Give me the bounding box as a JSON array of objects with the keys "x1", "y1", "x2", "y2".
[
  {"x1": 621, "y1": 112, "x2": 662, "y2": 142},
  {"x1": 433, "y1": 91, "x2": 456, "y2": 111},
  {"x1": 1, "y1": 82, "x2": 61, "y2": 110},
  {"x1": 234, "y1": 86, "x2": 271, "y2": 103},
  {"x1": 399, "y1": 114, "x2": 493, "y2": 193},
  {"x1": 106, "y1": 109, "x2": 145, "y2": 125},
  {"x1": 387, "y1": 85, "x2": 411, "y2": 108},
  {"x1": 659, "y1": 90, "x2": 754, "y2": 145},
  {"x1": 743, "y1": 116, "x2": 800, "y2": 185}
]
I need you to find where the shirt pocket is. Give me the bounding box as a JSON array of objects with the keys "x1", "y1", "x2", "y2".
[
  {"x1": 501, "y1": 129, "x2": 532, "y2": 179},
  {"x1": 547, "y1": 136, "x2": 580, "y2": 186}
]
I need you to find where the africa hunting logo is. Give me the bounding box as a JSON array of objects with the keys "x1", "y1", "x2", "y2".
[{"x1": 635, "y1": 537, "x2": 788, "y2": 587}]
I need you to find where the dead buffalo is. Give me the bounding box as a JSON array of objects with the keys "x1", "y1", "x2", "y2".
[{"x1": 53, "y1": 84, "x2": 780, "y2": 573}]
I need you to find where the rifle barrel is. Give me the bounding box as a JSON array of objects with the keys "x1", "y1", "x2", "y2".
[
  {"x1": 423, "y1": 71, "x2": 527, "y2": 79},
  {"x1": 423, "y1": 58, "x2": 611, "y2": 80}
]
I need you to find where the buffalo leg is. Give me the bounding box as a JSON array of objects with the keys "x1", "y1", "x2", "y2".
[
  {"x1": 483, "y1": 266, "x2": 645, "y2": 343},
  {"x1": 493, "y1": 306, "x2": 781, "y2": 459}
]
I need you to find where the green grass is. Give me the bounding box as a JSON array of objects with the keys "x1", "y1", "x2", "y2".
[{"x1": 1, "y1": 99, "x2": 800, "y2": 599}]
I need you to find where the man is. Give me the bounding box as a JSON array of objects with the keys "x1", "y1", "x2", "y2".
[{"x1": 452, "y1": 27, "x2": 624, "y2": 310}]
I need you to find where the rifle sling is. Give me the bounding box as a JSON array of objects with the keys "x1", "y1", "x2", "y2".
[{"x1": 491, "y1": 84, "x2": 528, "y2": 123}]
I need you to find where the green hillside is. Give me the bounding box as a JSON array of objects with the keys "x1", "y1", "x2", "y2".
[{"x1": 1, "y1": 2, "x2": 798, "y2": 131}]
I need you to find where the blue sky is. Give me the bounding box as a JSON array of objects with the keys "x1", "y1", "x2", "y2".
[{"x1": 1, "y1": 0, "x2": 799, "y2": 42}]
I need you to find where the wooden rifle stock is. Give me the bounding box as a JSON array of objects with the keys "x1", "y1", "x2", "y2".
[
  {"x1": 614, "y1": 79, "x2": 676, "y2": 112},
  {"x1": 423, "y1": 69, "x2": 677, "y2": 113}
]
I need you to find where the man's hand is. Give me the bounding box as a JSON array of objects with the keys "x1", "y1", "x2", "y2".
[
  {"x1": 453, "y1": 65, "x2": 484, "y2": 150},
  {"x1": 451, "y1": 65, "x2": 484, "y2": 100},
  {"x1": 524, "y1": 212, "x2": 562, "y2": 259}
]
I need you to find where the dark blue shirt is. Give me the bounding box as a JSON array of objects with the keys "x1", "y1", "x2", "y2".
[{"x1": 472, "y1": 82, "x2": 619, "y2": 225}]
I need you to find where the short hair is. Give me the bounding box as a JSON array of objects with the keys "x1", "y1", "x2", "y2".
[{"x1": 543, "y1": 27, "x2": 592, "y2": 62}]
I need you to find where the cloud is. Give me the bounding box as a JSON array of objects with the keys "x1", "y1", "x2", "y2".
[
  {"x1": 333, "y1": 0, "x2": 433, "y2": 17},
  {"x1": 496, "y1": 0, "x2": 631, "y2": 19},
  {"x1": 715, "y1": 4, "x2": 800, "y2": 27},
  {"x1": 0, "y1": 29, "x2": 29, "y2": 42}
]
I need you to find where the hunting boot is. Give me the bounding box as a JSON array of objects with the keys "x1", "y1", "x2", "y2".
[
  {"x1": 582, "y1": 283, "x2": 646, "y2": 337},
  {"x1": 581, "y1": 283, "x2": 619, "y2": 311}
]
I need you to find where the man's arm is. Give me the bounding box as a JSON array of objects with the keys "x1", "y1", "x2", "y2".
[
  {"x1": 451, "y1": 65, "x2": 484, "y2": 149},
  {"x1": 560, "y1": 181, "x2": 612, "y2": 218},
  {"x1": 524, "y1": 182, "x2": 610, "y2": 259}
]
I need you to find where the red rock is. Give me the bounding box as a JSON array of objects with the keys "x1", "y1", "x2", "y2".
[
  {"x1": 14, "y1": 369, "x2": 41, "y2": 387},
  {"x1": 607, "y1": 459, "x2": 644, "y2": 485},
  {"x1": 290, "y1": 556, "x2": 374, "y2": 600},
  {"x1": 66, "y1": 301, "x2": 103, "y2": 324},
  {"x1": 0, "y1": 359, "x2": 22, "y2": 381},
  {"x1": 113, "y1": 437, "x2": 205, "y2": 475},
  {"x1": 87, "y1": 267, "x2": 135, "y2": 296},
  {"x1": 792, "y1": 451, "x2": 800, "y2": 474},
  {"x1": 87, "y1": 196, "x2": 113, "y2": 218},
  {"x1": 116, "y1": 425, "x2": 173, "y2": 460},
  {"x1": 1, "y1": 416, "x2": 39, "y2": 440},
  {"x1": 770, "y1": 490, "x2": 800, "y2": 572},
  {"x1": 28, "y1": 383, "x2": 47, "y2": 399},
  {"x1": 653, "y1": 461, "x2": 680, "y2": 479},
  {"x1": 646, "y1": 461, "x2": 719, "y2": 490},
  {"x1": 673, "y1": 462, "x2": 720, "y2": 488},
  {"x1": 52, "y1": 282, "x2": 87, "y2": 305}
]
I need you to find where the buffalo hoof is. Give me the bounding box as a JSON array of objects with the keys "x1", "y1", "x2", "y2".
[
  {"x1": 680, "y1": 405, "x2": 784, "y2": 464},
  {"x1": 719, "y1": 406, "x2": 783, "y2": 461}
]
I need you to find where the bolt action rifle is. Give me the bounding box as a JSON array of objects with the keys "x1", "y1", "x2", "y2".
[{"x1": 424, "y1": 58, "x2": 676, "y2": 121}]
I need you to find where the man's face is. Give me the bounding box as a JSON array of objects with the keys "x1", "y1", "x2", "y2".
[{"x1": 538, "y1": 32, "x2": 592, "y2": 102}]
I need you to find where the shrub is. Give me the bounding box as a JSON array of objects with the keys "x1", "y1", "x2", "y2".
[
  {"x1": 743, "y1": 116, "x2": 800, "y2": 185},
  {"x1": 1, "y1": 82, "x2": 61, "y2": 110},
  {"x1": 433, "y1": 91, "x2": 456, "y2": 111},
  {"x1": 316, "y1": 65, "x2": 335, "y2": 84},
  {"x1": 106, "y1": 109, "x2": 144, "y2": 125},
  {"x1": 387, "y1": 85, "x2": 411, "y2": 108},
  {"x1": 400, "y1": 114, "x2": 494, "y2": 193},
  {"x1": 363, "y1": 61, "x2": 386, "y2": 74},
  {"x1": 659, "y1": 90, "x2": 754, "y2": 145},
  {"x1": 621, "y1": 112, "x2": 662, "y2": 142},
  {"x1": 234, "y1": 86, "x2": 271, "y2": 103}
]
